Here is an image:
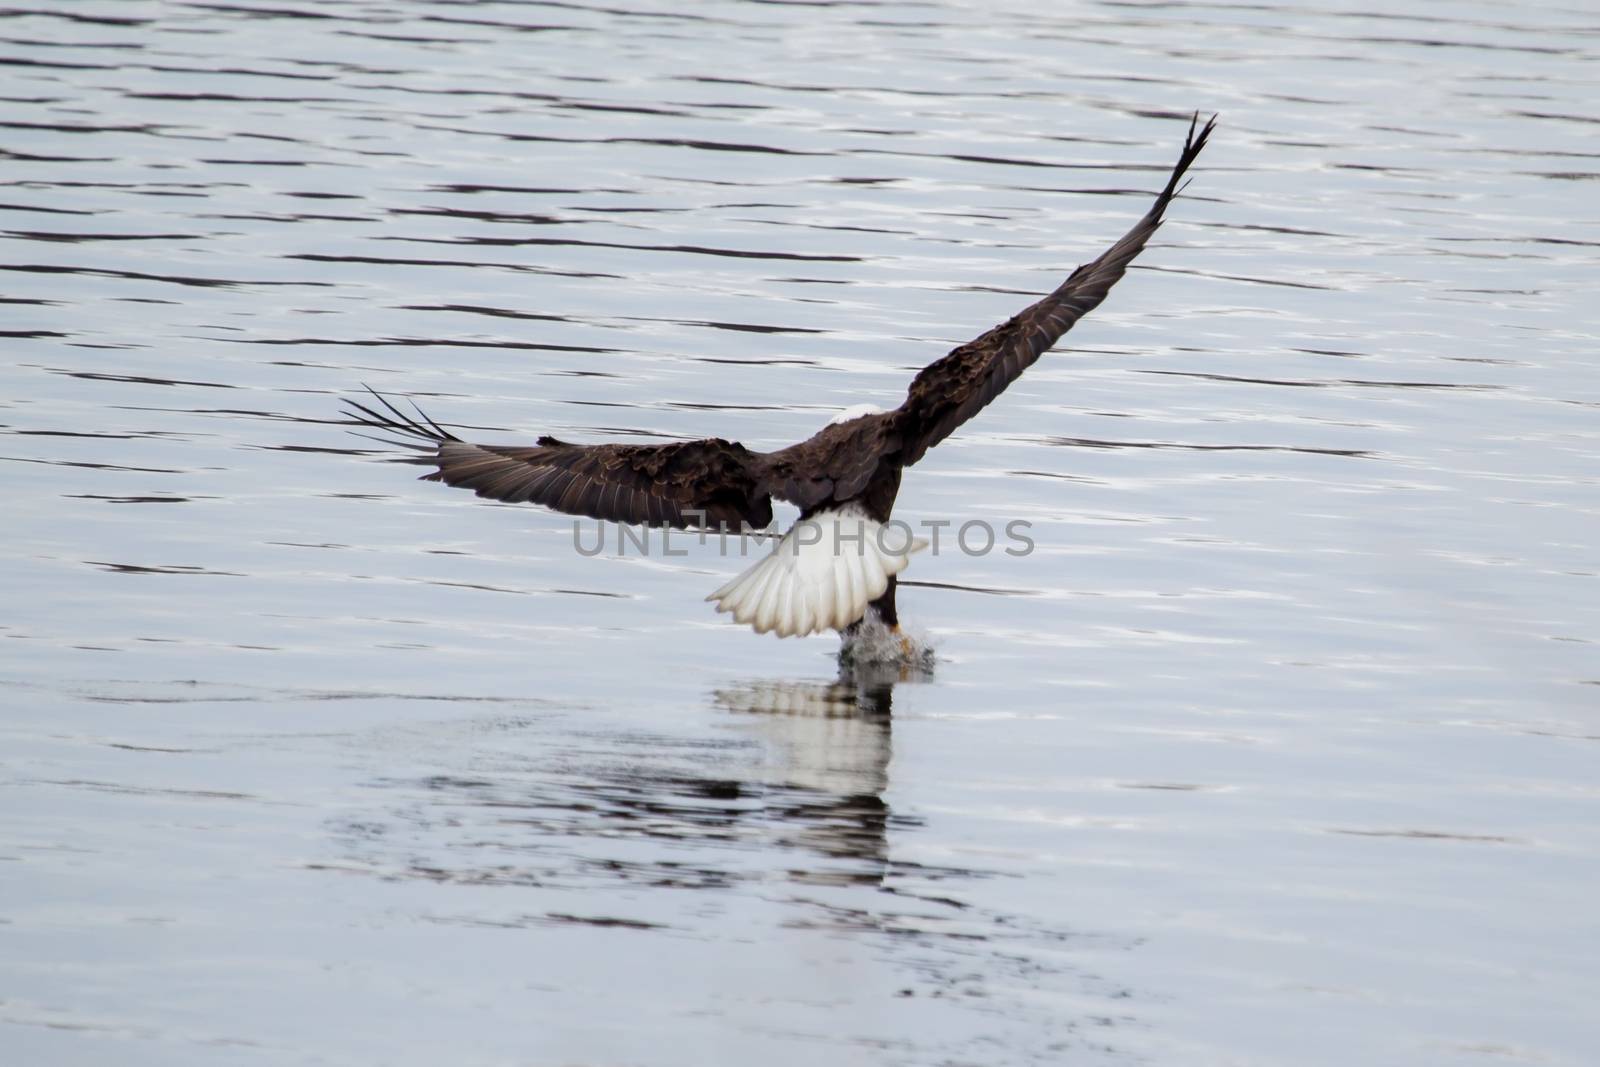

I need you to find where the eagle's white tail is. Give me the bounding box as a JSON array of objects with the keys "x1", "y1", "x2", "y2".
[{"x1": 706, "y1": 504, "x2": 928, "y2": 638}]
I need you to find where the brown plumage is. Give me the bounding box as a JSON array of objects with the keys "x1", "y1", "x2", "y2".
[{"x1": 345, "y1": 114, "x2": 1215, "y2": 639}]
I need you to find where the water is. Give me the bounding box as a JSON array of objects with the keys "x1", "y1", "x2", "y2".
[{"x1": 3, "y1": 2, "x2": 1598, "y2": 1064}]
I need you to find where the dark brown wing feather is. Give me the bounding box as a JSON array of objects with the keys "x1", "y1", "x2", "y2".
[
  {"x1": 345, "y1": 116, "x2": 1212, "y2": 525},
  {"x1": 895, "y1": 114, "x2": 1215, "y2": 466},
  {"x1": 760, "y1": 412, "x2": 902, "y2": 515},
  {"x1": 344, "y1": 389, "x2": 774, "y2": 530}
]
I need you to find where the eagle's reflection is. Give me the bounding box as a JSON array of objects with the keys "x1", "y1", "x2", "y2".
[
  {"x1": 325, "y1": 664, "x2": 1112, "y2": 1027},
  {"x1": 334, "y1": 661, "x2": 937, "y2": 896},
  {"x1": 711, "y1": 659, "x2": 928, "y2": 882}
]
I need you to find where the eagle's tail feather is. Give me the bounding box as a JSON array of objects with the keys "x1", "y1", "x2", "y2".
[{"x1": 707, "y1": 505, "x2": 927, "y2": 638}]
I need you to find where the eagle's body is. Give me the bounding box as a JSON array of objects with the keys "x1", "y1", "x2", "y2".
[{"x1": 346, "y1": 116, "x2": 1215, "y2": 642}]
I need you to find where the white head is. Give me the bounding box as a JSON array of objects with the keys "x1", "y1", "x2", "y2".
[{"x1": 827, "y1": 402, "x2": 885, "y2": 427}]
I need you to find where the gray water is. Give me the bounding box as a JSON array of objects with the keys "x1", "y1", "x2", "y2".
[{"x1": 3, "y1": 2, "x2": 1598, "y2": 1064}]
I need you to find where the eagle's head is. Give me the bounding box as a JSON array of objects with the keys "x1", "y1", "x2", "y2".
[{"x1": 827, "y1": 403, "x2": 886, "y2": 426}]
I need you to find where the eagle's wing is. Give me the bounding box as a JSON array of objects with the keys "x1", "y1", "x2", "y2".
[
  {"x1": 344, "y1": 390, "x2": 774, "y2": 531},
  {"x1": 894, "y1": 114, "x2": 1214, "y2": 466},
  {"x1": 760, "y1": 411, "x2": 902, "y2": 514}
]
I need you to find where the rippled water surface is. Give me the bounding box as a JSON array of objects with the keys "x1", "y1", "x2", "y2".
[{"x1": 4, "y1": 2, "x2": 1598, "y2": 1064}]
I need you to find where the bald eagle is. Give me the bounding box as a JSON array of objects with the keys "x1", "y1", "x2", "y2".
[{"x1": 346, "y1": 115, "x2": 1214, "y2": 643}]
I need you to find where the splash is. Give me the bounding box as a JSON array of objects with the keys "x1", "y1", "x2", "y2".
[{"x1": 839, "y1": 607, "x2": 937, "y2": 673}]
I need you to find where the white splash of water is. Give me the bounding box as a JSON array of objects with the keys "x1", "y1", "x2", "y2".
[{"x1": 839, "y1": 606, "x2": 937, "y2": 670}]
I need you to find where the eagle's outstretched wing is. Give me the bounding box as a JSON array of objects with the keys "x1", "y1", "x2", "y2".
[
  {"x1": 893, "y1": 114, "x2": 1215, "y2": 466},
  {"x1": 343, "y1": 115, "x2": 1214, "y2": 532},
  {"x1": 344, "y1": 390, "x2": 774, "y2": 531}
]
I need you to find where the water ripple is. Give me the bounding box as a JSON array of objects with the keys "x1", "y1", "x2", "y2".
[{"x1": 3, "y1": 1, "x2": 1598, "y2": 1064}]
